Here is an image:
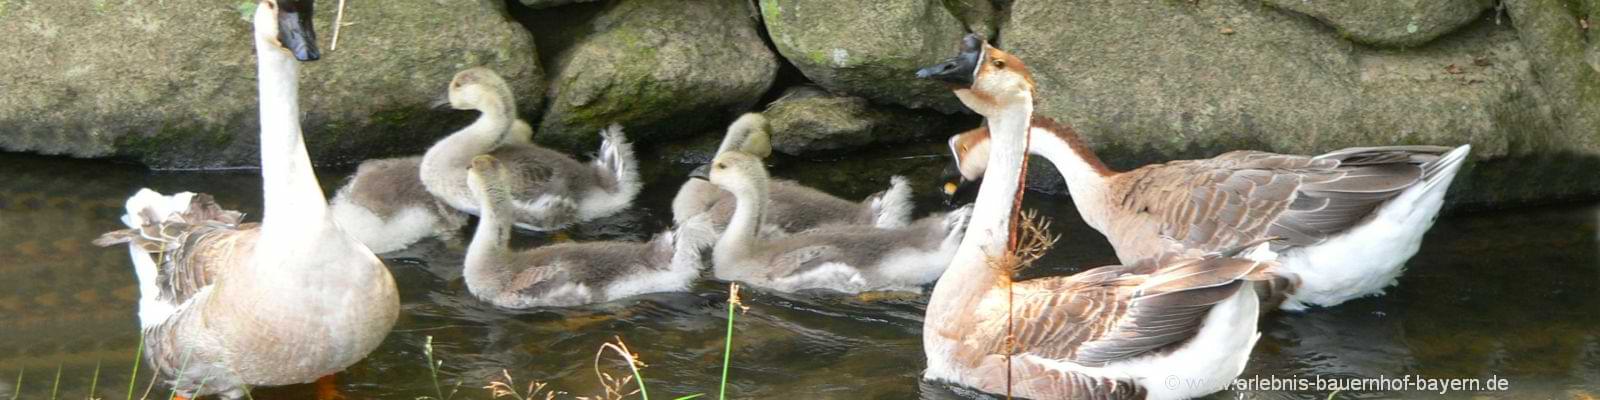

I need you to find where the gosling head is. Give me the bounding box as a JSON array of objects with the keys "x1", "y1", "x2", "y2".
[
  {"x1": 940, "y1": 126, "x2": 991, "y2": 205},
  {"x1": 466, "y1": 154, "x2": 509, "y2": 201},
  {"x1": 915, "y1": 33, "x2": 1036, "y2": 117},
  {"x1": 444, "y1": 67, "x2": 512, "y2": 112},
  {"x1": 253, "y1": 0, "x2": 320, "y2": 62},
  {"x1": 691, "y1": 151, "x2": 769, "y2": 197},
  {"x1": 721, "y1": 113, "x2": 773, "y2": 159}
]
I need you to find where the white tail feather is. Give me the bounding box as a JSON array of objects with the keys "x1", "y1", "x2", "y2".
[
  {"x1": 122, "y1": 188, "x2": 195, "y2": 229},
  {"x1": 873, "y1": 176, "x2": 915, "y2": 229}
]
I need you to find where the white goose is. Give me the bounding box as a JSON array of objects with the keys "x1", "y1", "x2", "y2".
[
  {"x1": 916, "y1": 34, "x2": 1275, "y2": 399},
  {"x1": 672, "y1": 113, "x2": 915, "y2": 238},
  {"x1": 92, "y1": 1, "x2": 398, "y2": 399},
  {"x1": 696, "y1": 151, "x2": 971, "y2": 294},
  {"x1": 943, "y1": 100, "x2": 1470, "y2": 312},
  {"x1": 420, "y1": 67, "x2": 640, "y2": 231}
]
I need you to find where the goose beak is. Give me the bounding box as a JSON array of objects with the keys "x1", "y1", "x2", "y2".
[
  {"x1": 941, "y1": 164, "x2": 980, "y2": 207},
  {"x1": 277, "y1": 0, "x2": 320, "y2": 61},
  {"x1": 429, "y1": 94, "x2": 452, "y2": 110},
  {"x1": 915, "y1": 33, "x2": 983, "y2": 86},
  {"x1": 688, "y1": 163, "x2": 711, "y2": 181}
]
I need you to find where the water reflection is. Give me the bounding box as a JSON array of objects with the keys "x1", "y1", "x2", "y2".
[{"x1": 1, "y1": 152, "x2": 1596, "y2": 399}]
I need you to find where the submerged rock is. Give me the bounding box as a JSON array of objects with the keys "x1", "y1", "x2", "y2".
[
  {"x1": 537, "y1": 0, "x2": 777, "y2": 152},
  {"x1": 764, "y1": 86, "x2": 975, "y2": 156},
  {"x1": 0, "y1": 0, "x2": 541, "y2": 168},
  {"x1": 1264, "y1": 0, "x2": 1494, "y2": 48},
  {"x1": 760, "y1": 0, "x2": 968, "y2": 113}
]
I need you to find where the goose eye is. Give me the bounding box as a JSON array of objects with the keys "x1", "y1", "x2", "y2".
[
  {"x1": 992, "y1": 59, "x2": 1005, "y2": 69},
  {"x1": 716, "y1": 163, "x2": 725, "y2": 170},
  {"x1": 263, "y1": 1, "x2": 276, "y2": 10}
]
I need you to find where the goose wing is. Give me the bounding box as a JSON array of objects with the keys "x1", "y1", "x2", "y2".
[
  {"x1": 492, "y1": 144, "x2": 570, "y2": 200},
  {"x1": 93, "y1": 193, "x2": 258, "y2": 307},
  {"x1": 1120, "y1": 147, "x2": 1445, "y2": 249},
  {"x1": 1000, "y1": 251, "x2": 1272, "y2": 366}
]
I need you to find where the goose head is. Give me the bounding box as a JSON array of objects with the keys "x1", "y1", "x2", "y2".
[
  {"x1": 253, "y1": 0, "x2": 320, "y2": 61},
  {"x1": 915, "y1": 33, "x2": 1037, "y2": 118},
  {"x1": 940, "y1": 126, "x2": 991, "y2": 204},
  {"x1": 466, "y1": 154, "x2": 511, "y2": 204},
  {"x1": 722, "y1": 113, "x2": 774, "y2": 158},
  {"x1": 443, "y1": 67, "x2": 512, "y2": 112},
  {"x1": 692, "y1": 151, "x2": 769, "y2": 198}
]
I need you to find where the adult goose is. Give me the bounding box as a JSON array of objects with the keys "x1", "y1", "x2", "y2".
[
  {"x1": 330, "y1": 121, "x2": 533, "y2": 254},
  {"x1": 92, "y1": 1, "x2": 398, "y2": 398},
  {"x1": 672, "y1": 113, "x2": 914, "y2": 237},
  {"x1": 695, "y1": 151, "x2": 971, "y2": 294},
  {"x1": 943, "y1": 107, "x2": 1469, "y2": 312},
  {"x1": 916, "y1": 34, "x2": 1275, "y2": 399},
  {"x1": 463, "y1": 155, "x2": 712, "y2": 308},
  {"x1": 421, "y1": 68, "x2": 640, "y2": 231}
]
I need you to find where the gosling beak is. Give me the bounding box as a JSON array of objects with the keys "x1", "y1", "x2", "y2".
[
  {"x1": 429, "y1": 94, "x2": 452, "y2": 110},
  {"x1": 915, "y1": 33, "x2": 983, "y2": 86},
  {"x1": 277, "y1": 0, "x2": 320, "y2": 62},
  {"x1": 688, "y1": 163, "x2": 711, "y2": 181},
  {"x1": 941, "y1": 164, "x2": 980, "y2": 207}
]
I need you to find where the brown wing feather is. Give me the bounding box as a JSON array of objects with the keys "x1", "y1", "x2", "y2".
[
  {"x1": 999, "y1": 251, "x2": 1271, "y2": 366},
  {"x1": 1118, "y1": 146, "x2": 1448, "y2": 250},
  {"x1": 93, "y1": 194, "x2": 257, "y2": 306}
]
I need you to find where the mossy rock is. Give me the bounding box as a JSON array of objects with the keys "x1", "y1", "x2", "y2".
[
  {"x1": 0, "y1": 0, "x2": 542, "y2": 169},
  {"x1": 536, "y1": 0, "x2": 777, "y2": 153},
  {"x1": 999, "y1": 0, "x2": 1598, "y2": 204},
  {"x1": 760, "y1": 0, "x2": 969, "y2": 113},
  {"x1": 1264, "y1": 0, "x2": 1495, "y2": 48},
  {"x1": 764, "y1": 86, "x2": 977, "y2": 156}
]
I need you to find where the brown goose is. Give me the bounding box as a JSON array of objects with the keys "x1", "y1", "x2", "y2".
[
  {"x1": 92, "y1": 2, "x2": 398, "y2": 398},
  {"x1": 916, "y1": 34, "x2": 1274, "y2": 399},
  {"x1": 672, "y1": 113, "x2": 915, "y2": 241},
  {"x1": 944, "y1": 85, "x2": 1469, "y2": 313}
]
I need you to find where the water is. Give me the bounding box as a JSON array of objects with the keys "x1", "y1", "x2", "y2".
[{"x1": 2, "y1": 151, "x2": 1597, "y2": 400}]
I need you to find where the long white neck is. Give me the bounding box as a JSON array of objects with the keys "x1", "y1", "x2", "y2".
[
  {"x1": 926, "y1": 98, "x2": 1033, "y2": 336},
  {"x1": 254, "y1": 28, "x2": 328, "y2": 240},
  {"x1": 713, "y1": 180, "x2": 767, "y2": 274},
  {"x1": 1028, "y1": 127, "x2": 1113, "y2": 231},
  {"x1": 465, "y1": 187, "x2": 514, "y2": 297}
]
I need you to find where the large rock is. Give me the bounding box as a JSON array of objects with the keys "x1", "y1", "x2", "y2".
[
  {"x1": 1000, "y1": 0, "x2": 1592, "y2": 206},
  {"x1": 0, "y1": 0, "x2": 542, "y2": 168},
  {"x1": 760, "y1": 0, "x2": 968, "y2": 113},
  {"x1": 537, "y1": 0, "x2": 777, "y2": 152},
  {"x1": 1264, "y1": 0, "x2": 1495, "y2": 47},
  {"x1": 764, "y1": 86, "x2": 975, "y2": 155}
]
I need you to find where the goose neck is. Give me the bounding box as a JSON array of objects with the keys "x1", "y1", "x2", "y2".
[
  {"x1": 714, "y1": 181, "x2": 767, "y2": 269},
  {"x1": 254, "y1": 28, "x2": 328, "y2": 241}
]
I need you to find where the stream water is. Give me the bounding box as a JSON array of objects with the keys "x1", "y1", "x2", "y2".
[{"x1": 1, "y1": 151, "x2": 1596, "y2": 400}]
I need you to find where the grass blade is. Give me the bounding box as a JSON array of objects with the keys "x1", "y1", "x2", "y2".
[
  {"x1": 425, "y1": 336, "x2": 444, "y2": 400},
  {"x1": 125, "y1": 335, "x2": 143, "y2": 400},
  {"x1": 11, "y1": 368, "x2": 22, "y2": 400},
  {"x1": 718, "y1": 283, "x2": 747, "y2": 400},
  {"x1": 49, "y1": 364, "x2": 61, "y2": 400},
  {"x1": 89, "y1": 361, "x2": 102, "y2": 400}
]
